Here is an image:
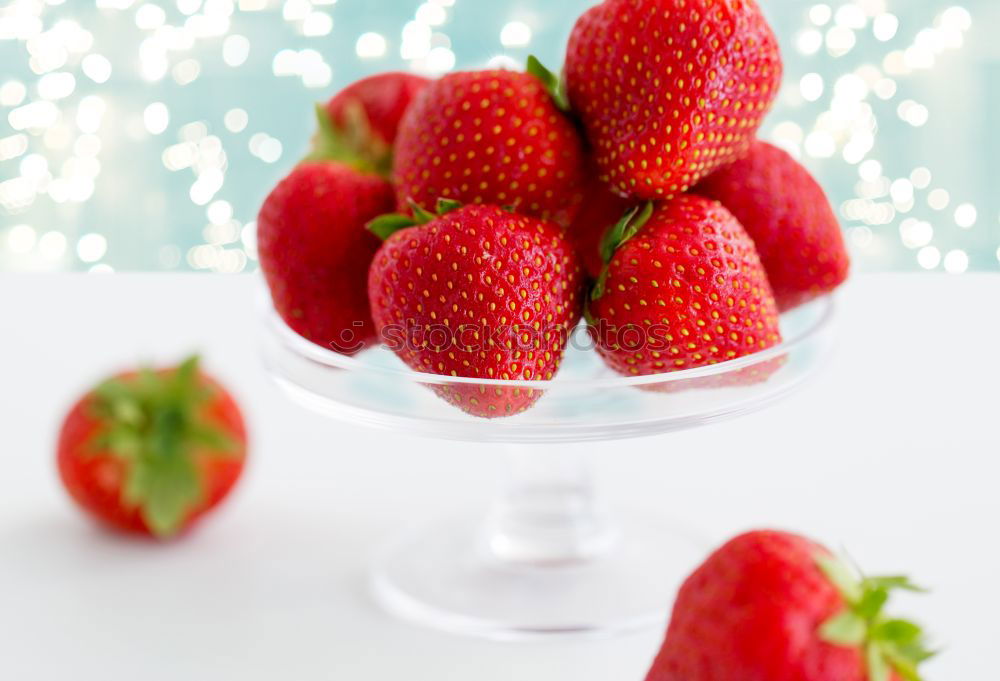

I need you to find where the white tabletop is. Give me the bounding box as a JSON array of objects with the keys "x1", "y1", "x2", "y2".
[{"x1": 1, "y1": 273, "x2": 996, "y2": 679}]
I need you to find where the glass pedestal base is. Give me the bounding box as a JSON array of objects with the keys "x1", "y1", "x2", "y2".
[{"x1": 371, "y1": 512, "x2": 705, "y2": 640}]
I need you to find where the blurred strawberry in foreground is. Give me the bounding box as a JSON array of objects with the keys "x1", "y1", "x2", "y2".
[
  {"x1": 58, "y1": 357, "x2": 247, "y2": 539},
  {"x1": 367, "y1": 201, "x2": 583, "y2": 418},
  {"x1": 588, "y1": 196, "x2": 782, "y2": 377},
  {"x1": 393, "y1": 61, "x2": 587, "y2": 227},
  {"x1": 318, "y1": 72, "x2": 430, "y2": 177},
  {"x1": 694, "y1": 140, "x2": 850, "y2": 311},
  {"x1": 565, "y1": 0, "x2": 782, "y2": 200},
  {"x1": 259, "y1": 161, "x2": 394, "y2": 353},
  {"x1": 646, "y1": 530, "x2": 934, "y2": 681}
]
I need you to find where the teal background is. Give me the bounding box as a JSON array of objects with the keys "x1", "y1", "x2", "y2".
[{"x1": 0, "y1": 0, "x2": 996, "y2": 273}]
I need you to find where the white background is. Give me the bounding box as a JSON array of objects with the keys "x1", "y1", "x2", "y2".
[{"x1": 1, "y1": 273, "x2": 997, "y2": 679}]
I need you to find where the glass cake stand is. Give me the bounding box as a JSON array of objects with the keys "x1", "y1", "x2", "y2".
[{"x1": 259, "y1": 287, "x2": 836, "y2": 640}]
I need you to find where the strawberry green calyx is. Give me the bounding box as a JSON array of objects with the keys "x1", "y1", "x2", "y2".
[
  {"x1": 367, "y1": 198, "x2": 464, "y2": 241},
  {"x1": 817, "y1": 554, "x2": 935, "y2": 681},
  {"x1": 87, "y1": 356, "x2": 238, "y2": 537},
  {"x1": 591, "y1": 201, "x2": 654, "y2": 301},
  {"x1": 305, "y1": 102, "x2": 392, "y2": 178},
  {"x1": 526, "y1": 55, "x2": 571, "y2": 112}
]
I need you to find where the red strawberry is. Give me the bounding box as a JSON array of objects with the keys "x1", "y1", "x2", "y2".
[
  {"x1": 57, "y1": 356, "x2": 247, "y2": 539},
  {"x1": 588, "y1": 195, "x2": 781, "y2": 377},
  {"x1": 694, "y1": 140, "x2": 850, "y2": 310},
  {"x1": 646, "y1": 530, "x2": 934, "y2": 681},
  {"x1": 567, "y1": 171, "x2": 637, "y2": 280},
  {"x1": 367, "y1": 202, "x2": 583, "y2": 418},
  {"x1": 565, "y1": 0, "x2": 783, "y2": 200},
  {"x1": 392, "y1": 63, "x2": 587, "y2": 227},
  {"x1": 316, "y1": 72, "x2": 430, "y2": 177},
  {"x1": 258, "y1": 161, "x2": 395, "y2": 353}
]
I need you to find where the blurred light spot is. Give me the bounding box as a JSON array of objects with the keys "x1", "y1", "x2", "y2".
[
  {"x1": 7, "y1": 225, "x2": 37, "y2": 254},
  {"x1": 917, "y1": 246, "x2": 941, "y2": 270},
  {"x1": 208, "y1": 199, "x2": 233, "y2": 224},
  {"x1": 0, "y1": 134, "x2": 28, "y2": 162},
  {"x1": 873, "y1": 13, "x2": 898, "y2": 41},
  {"x1": 9, "y1": 101, "x2": 59, "y2": 131},
  {"x1": 135, "y1": 3, "x2": 166, "y2": 29},
  {"x1": 500, "y1": 21, "x2": 532, "y2": 47},
  {"x1": 241, "y1": 221, "x2": 258, "y2": 259},
  {"x1": 889, "y1": 179, "x2": 913, "y2": 204},
  {"x1": 954, "y1": 203, "x2": 977, "y2": 228},
  {"x1": 37, "y1": 71, "x2": 75, "y2": 100},
  {"x1": 927, "y1": 189, "x2": 950, "y2": 211},
  {"x1": 77, "y1": 95, "x2": 107, "y2": 134},
  {"x1": 899, "y1": 218, "x2": 932, "y2": 249},
  {"x1": 416, "y1": 2, "x2": 447, "y2": 25},
  {"x1": 249, "y1": 133, "x2": 282, "y2": 163},
  {"x1": 223, "y1": 34, "x2": 251, "y2": 66},
  {"x1": 796, "y1": 29, "x2": 823, "y2": 55},
  {"x1": 486, "y1": 55, "x2": 520, "y2": 70},
  {"x1": 809, "y1": 4, "x2": 832, "y2": 26},
  {"x1": 179, "y1": 121, "x2": 208, "y2": 142},
  {"x1": 804, "y1": 131, "x2": 835, "y2": 158},
  {"x1": 873, "y1": 78, "x2": 897, "y2": 101},
  {"x1": 0, "y1": 81, "x2": 27, "y2": 107},
  {"x1": 858, "y1": 159, "x2": 881, "y2": 182},
  {"x1": 356, "y1": 32, "x2": 387, "y2": 58},
  {"x1": 940, "y1": 6, "x2": 972, "y2": 31},
  {"x1": 172, "y1": 58, "x2": 201, "y2": 85},
  {"x1": 177, "y1": 0, "x2": 203, "y2": 14},
  {"x1": 20, "y1": 153, "x2": 49, "y2": 180},
  {"x1": 81, "y1": 54, "x2": 112, "y2": 83},
  {"x1": 144, "y1": 102, "x2": 169, "y2": 134},
  {"x1": 401, "y1": 21, "x2": 432, "y2": 59},
  {"x1": 898, "y1": 100, "x2": 929, "y2": 127},
  {"x1": 848, "y1": 225, "x2": 872, "y2": 248},
  {"x1": 77, "y1": 233, "x2": 107, "y2": 262},
  {"x1": 424, "y1": 46, "x2": 455, "y2": 74},
  {"x1": 282, "y1": 0, "x2": 310, "y2": 21},
  {"x1": 943, "y1": 249, "x2": 969, "y2": 274},
  {"x1": 224, "y1": 108, "x2": 248, "y2": 133},
  {"x1": 835, "y1": 4, "x2": 866, "y2": 29},
  {"x1": 39, "y1": 231, "x2": 67, "y2": 259},
  {"x1": 799, "y1": 73, "x2": 824, "y2": 101},
  {"x1": 826, "y1": 26, "x2": 856, "y2": 57},
  {"x1": 302, "y1": 12, "x2": 333, "y2": 36},
  {"x1": 910, "y1": 167, "x2": 932, "y2": 189}
]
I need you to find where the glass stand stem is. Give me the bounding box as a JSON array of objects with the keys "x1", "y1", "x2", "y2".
[{"x1": 482, "y1": 445, "x2": 619, "y2": 566}]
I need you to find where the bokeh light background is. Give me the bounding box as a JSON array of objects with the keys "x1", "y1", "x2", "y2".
[{"x1": 0, "y1": 0, "x2": 996, "y2": 274}]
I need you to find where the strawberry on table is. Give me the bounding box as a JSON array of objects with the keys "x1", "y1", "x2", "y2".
[
  {"x1": 565, "y1": 0, "x2": 783, "y2": 200},
  {"x1": 318, "y1": 72, "x2": 430, "y2": 177},
  {"x1": 392, "y1": 62, "x2": 587, "y2": 227},
  {"x1": 367, "y1": 201, "x2": 583, "y2": 418},
  {"x1": 646, "y1": 530, "x2": 934, "y2": 681},
  {"x1": 57, "y1": 356, "x2": 247, "y2": 539},
  {"x1": 258, "y1": 161, "x2": 394, "y2": 353},
  {"x1": 587, "y1": 195, "x2": 781, "y2": 377},
  {"x1": 694, "y1": 140, "x2": 850, "y2": 311}
]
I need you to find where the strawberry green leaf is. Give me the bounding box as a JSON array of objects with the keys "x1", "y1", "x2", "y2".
[
  {"x1": 367, "y1": 214, "x2": 417, "y2": 241},
  {"x1": 87, "y1": 355, "x2": 240, "y2": 538},
  {"x1": 526, "y1": 55, "x2": 571, "y2": 112},
  {"x1": 590, "y1": 267, "x2": 610, "y2": 302},
  {"x1": 436, "y1": 198, "x2": 463, "y2": 215},
  {"x1": 817, "y1": 552, "x2": 933, "y2": 681},
  {"x1": 408, "y1": 200, "x2": 438, "y2": 225},
  {"x1": 820, "y1": 612, "x2": 867, "y2": 646}
]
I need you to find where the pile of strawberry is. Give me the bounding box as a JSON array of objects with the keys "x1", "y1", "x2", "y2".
[{"x1": 259, "y1": 0, "x2": 849, "y2": 419}]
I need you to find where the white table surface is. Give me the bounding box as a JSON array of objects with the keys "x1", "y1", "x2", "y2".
[{"x1": 1, "y1": 272, "x2": 997, "y2": 679}]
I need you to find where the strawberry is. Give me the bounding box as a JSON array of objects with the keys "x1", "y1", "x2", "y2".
[
  {"x1": 314, "y1": 72, "x2": 430, "y2": 177},
  {"x1": 565, "y1": 0, "x2": 783, "y2": 200},
  {"x1": 367, "y1": 201, "x2": 583, "y2": 418},
  {"x1": 258, "y1": 161, "x2": 395, "y2": 353},
  {"x1": 587, "y1": 195, "x2": 781, "y2": 377},
  {"x1": 392, "y1": 62, "x2": 587, "y2": 227},
  {"x1": 645, "y1": 530, "x2": 934, "y2": 681},
  {"x1": 57, "y1": 356, "x2": 247, "y2": 539},
  {"x1": 567, "y1": 170, "x2": 637, "y2": 280},
  {"x1": 694, "y1": 140, "x2": 850, "y2": 311}
]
